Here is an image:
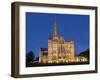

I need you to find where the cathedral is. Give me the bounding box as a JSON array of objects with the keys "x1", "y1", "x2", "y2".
[{"x1": 39, "y1": 19, "x2": 87, "y2": 64}]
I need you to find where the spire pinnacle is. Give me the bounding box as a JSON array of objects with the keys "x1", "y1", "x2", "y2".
[{"x1": 53, "y1": 18, "x2": 59, "y2": 40}]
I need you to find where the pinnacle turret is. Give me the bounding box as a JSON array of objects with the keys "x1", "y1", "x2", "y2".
[{"x1": 53, "y1": 19, "x2": 59, "y2": 40}]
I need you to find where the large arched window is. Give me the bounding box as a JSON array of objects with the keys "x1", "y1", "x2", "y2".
[
  {"x1": 58, "y1": 45, "x2": 66, "y2": 54},
  {"x1": 61, "y1": 45, "x2": 66, "y2": 53}
]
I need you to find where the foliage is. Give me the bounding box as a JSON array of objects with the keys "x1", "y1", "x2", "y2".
[
  {"x1": 79, "y1": 48, "x2": 89, "y2": 60},
  {"x1": 26, "y1": 51, "x2": 35, "y2": 67}
]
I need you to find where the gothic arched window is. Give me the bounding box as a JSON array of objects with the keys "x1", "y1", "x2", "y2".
[{"x1": 62, "y1": 45, "x2": 66, "y2": 53}]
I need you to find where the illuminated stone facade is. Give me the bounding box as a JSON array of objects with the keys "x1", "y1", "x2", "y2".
[{"x1": 39, "y1": 20, "x2": 87, "y2": 64}]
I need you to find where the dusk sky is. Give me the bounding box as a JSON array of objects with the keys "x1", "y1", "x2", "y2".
[{"x1": 26, "y1": 12, "x2": 89, "y2": 57}]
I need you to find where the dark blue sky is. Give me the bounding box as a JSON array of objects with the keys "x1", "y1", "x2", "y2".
[{"x1": 26, "y1": 12, "x2": 89, "y2": 57}]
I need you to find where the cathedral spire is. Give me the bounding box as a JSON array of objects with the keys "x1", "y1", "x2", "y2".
[{"x1": 53, "y1": 18, "x2": 59, "y2": 40}]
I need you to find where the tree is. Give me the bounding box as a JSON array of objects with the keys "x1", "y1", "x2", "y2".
[
  {"x1": 79, "y1": 48, "x2": 89, "y2": 60},
  {"x1": 35, "y1": 56, "x2": 39, "y2": 61},
  {"x1": 26, "y1": 51, "x2": 35, "y2": 67}
]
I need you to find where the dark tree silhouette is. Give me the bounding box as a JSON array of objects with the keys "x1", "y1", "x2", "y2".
[
  {"x1": 79, "y1": 48, "x2": 89, "y2": 60},
  {"x1": 26, "y1": 51, "x2": 35, "y2": 67},
  {"x1": 35, "y1": 56, "x2": 39, "y2": 61}
]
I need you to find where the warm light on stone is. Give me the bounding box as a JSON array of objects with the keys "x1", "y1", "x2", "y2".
[{"x1": 39, "y1": 19, "x2": 88, "y2": 64}]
